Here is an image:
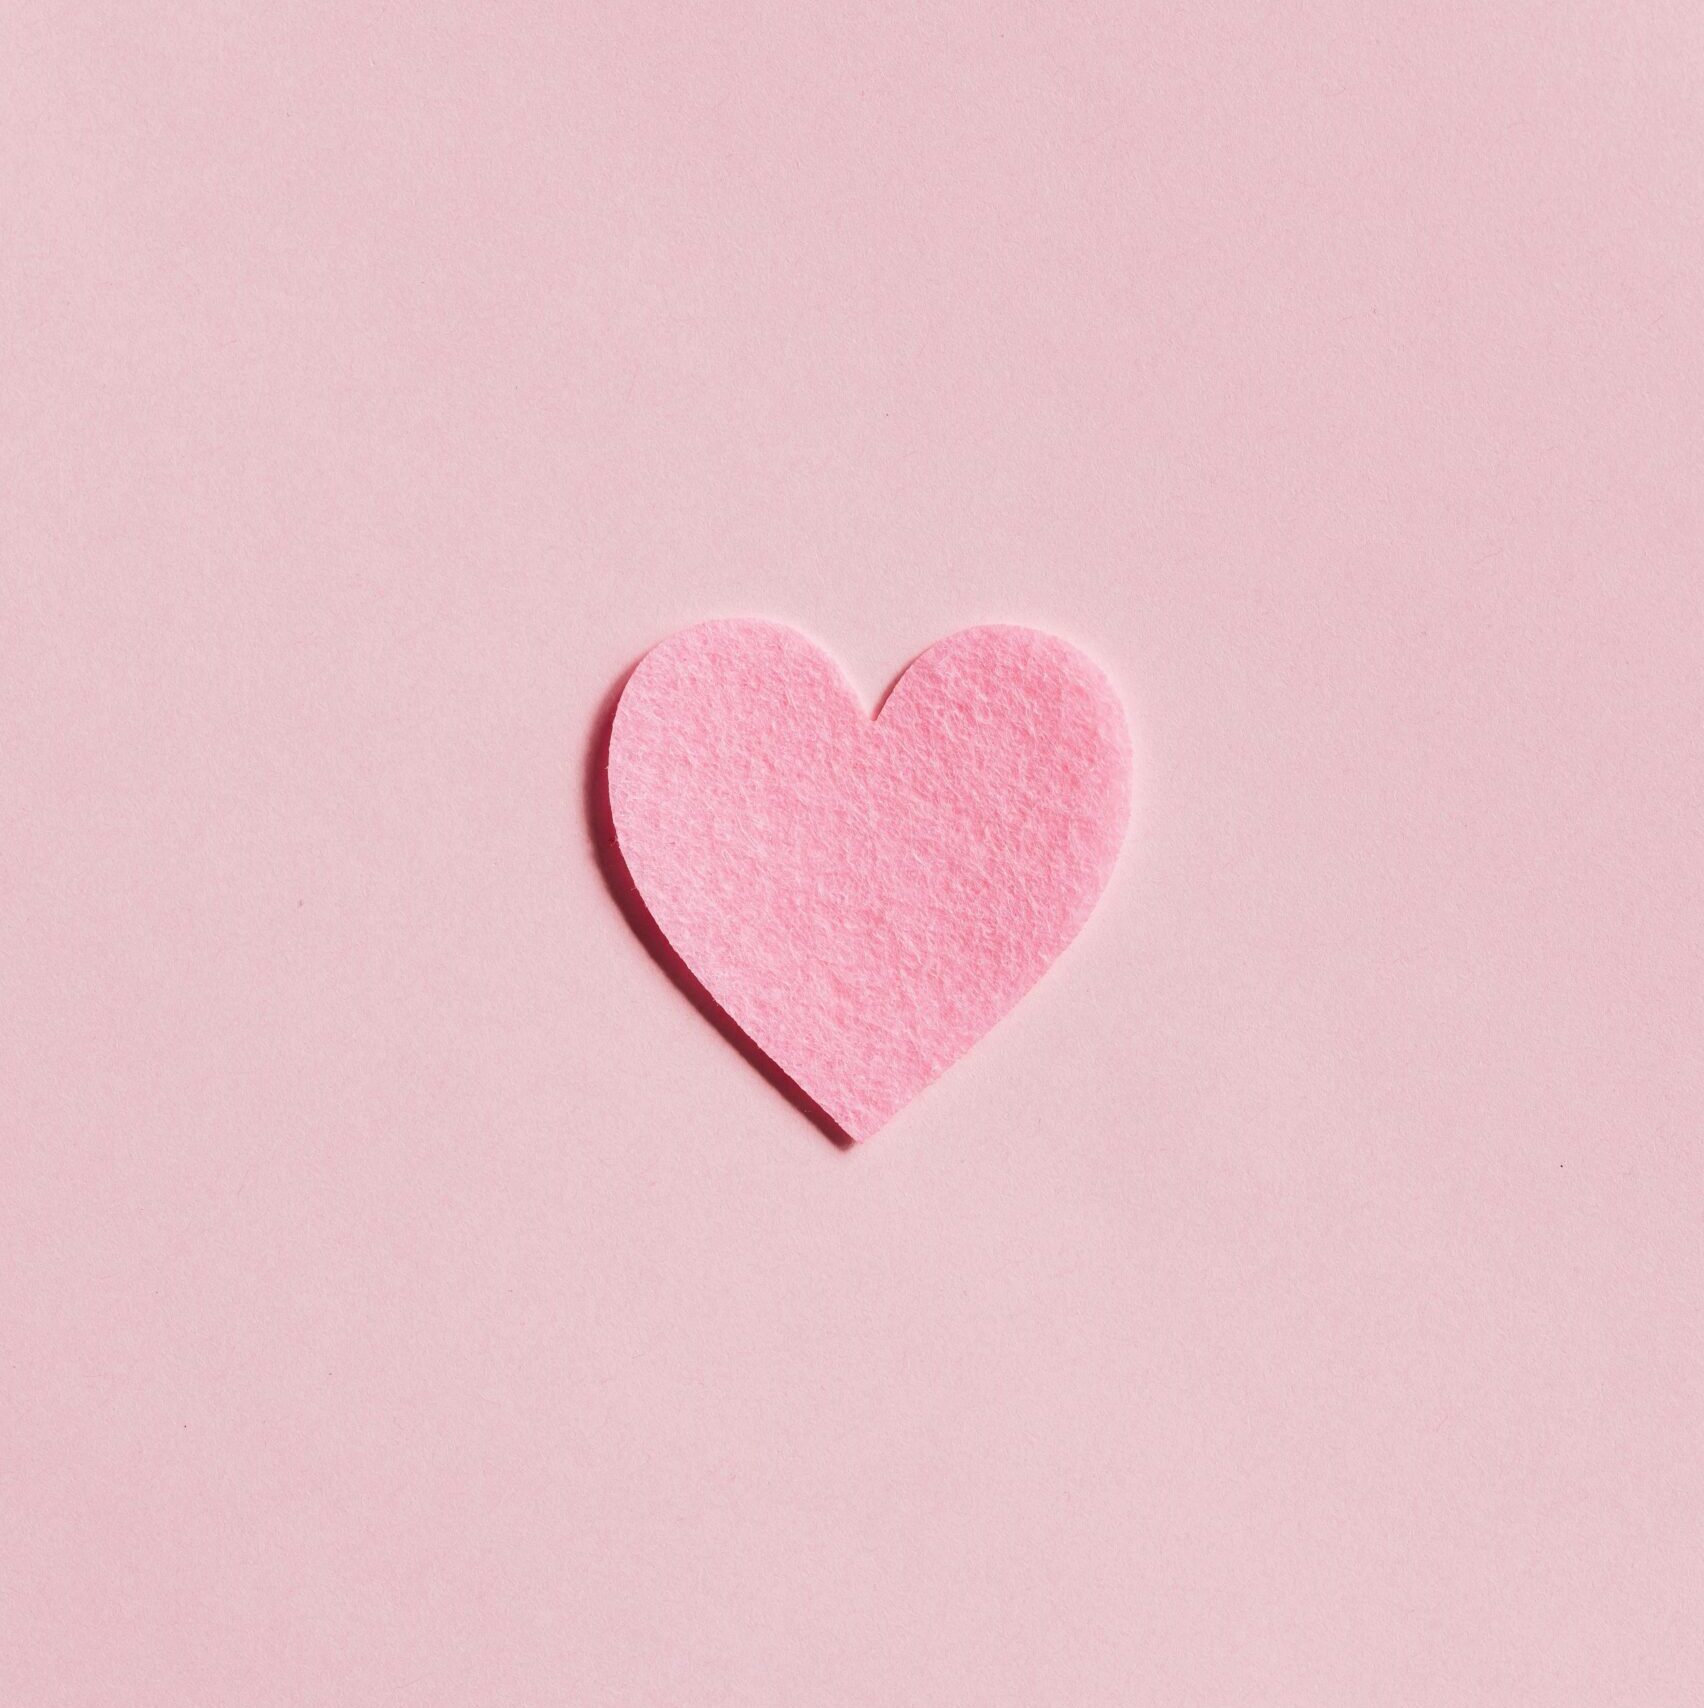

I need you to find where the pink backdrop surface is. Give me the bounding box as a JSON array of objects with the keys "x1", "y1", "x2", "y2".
[{"x1": 3, "y1": 4, "x2": 1701, "y2": 1703}]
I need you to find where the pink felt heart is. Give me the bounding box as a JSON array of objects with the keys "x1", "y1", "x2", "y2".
[{"x1": 606, "y1": 621, "x2": 1133, "y2": 1142}]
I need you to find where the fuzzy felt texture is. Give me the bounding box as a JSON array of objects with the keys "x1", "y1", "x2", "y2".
[{"x1": 606, "y1": 621, "x2": 1132, "y2": 1141}]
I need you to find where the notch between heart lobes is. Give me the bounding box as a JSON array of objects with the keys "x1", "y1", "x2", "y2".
[{"x1": 603, "y1": 620, "x2": 1133, "y2": 1143}]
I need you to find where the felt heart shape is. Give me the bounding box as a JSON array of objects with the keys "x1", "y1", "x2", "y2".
[{"x1": 605, "y1": 621, "x2": 1133, "y2": 1142}]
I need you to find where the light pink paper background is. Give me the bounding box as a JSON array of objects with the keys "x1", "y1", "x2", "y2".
[{"x1": 4, "y1": 4, "x2": 1701, "y2": 1703}]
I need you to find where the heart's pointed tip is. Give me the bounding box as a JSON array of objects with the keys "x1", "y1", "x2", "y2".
[
  {"x1": 822, "y1": 1114, "x2": 871, "y2": 1148},
  {"x1": 817, "y1": 1101, "x2": 883, "y2": 1148},
  {"x1": 836, "y1": 1103, "x2": 905, "y2": 1147}
]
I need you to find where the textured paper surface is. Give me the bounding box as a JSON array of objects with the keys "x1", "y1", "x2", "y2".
[
  {"x1": 608, "y1": 621, "x2": 1132, "y2": 1140},
  {"x1": 4, "y1": 5, "x2": 1702, "y2": 1705}
]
